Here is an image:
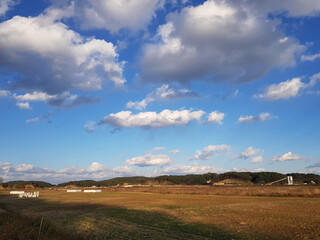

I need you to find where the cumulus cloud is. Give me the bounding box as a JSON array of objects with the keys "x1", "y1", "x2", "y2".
[
  {"x1": 126, "y1": 154, "x2": 171, "y2": 167},
  {"x1": 0, "y1": 11, "x2": 125, "y2": 98},
  {"x1": 16, "y1": 101, "x2": 31, "y2": 110},
  {"x1": 0, "y1": 162, "x2": 136, "y2": 183},
  {"x1": 0, "y1": 0, "x2": 16, "y2": 16},
  {"x1": 238, "y1": 113, "x2": 275, "y2": 123},
  {"x1": 54, "y1": 0, "x2": 164, "y2": 33},
  {"x1": 126, "y1": 84, "x2": 198, "y2": 110},
  {"x1": 192, "y1": 144, "x2": 231, "y2": 160},
  {"x1": 254, "y1": 76, "x2": 318, "y2": 101},
  {"x1": 99, "y1": 109, "x2": 205, "y2": 129},
  {"x1": 26, "y1": 113, "x2": 52, "y2": 124},
  {"x1": 140, "y1": 0, "x2": 304, "y2": 85},
  {"x1": 272, "y1": 152, "x2": 304, "y2": 162},
  {"x1": 238, "y1": 146, "x2": 261, "y2": 159},
  {"x1": 154, "y1": 162, "x2": 224, "y2": 175},
  {"x1": 251, "y1": 156, "x2": 263, "y2": 163},
  {"x1": 301, "y1": 53, "x2": 320, "y2": 62},
  {"x1": 206, "y1": 111, "x2": 224, "y2": 125}
]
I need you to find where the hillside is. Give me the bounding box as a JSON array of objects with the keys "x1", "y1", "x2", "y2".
[
  {"x1": 2, "y1": 172, "x2": 320, "y2": 188},
  {"x1": 3, "y1": 180, "x2": 53, "y2": 188},
  {"x1": 55, "y1": 172, "x2": 320, "y2": 187}
]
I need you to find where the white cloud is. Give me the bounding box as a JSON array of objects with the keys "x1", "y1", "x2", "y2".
[
  {"x1": 230, "y1": 167, "x2": 265, "y2": 172},
  {"x1": 26, "y1": 113, "x2": 51, "y2": 124},
  {"x1": 272, "y1": 152, "x2": 304, "y2": 162},
  {"x1": 16, "y1": 101, "x2": 31, "y2": 110},
  {"x1": 13, "y1": 91, "x2": 99, "y2": 108},
  {"x1": 192, "y1": 144, "x2": 231, "y2": 160},
  {"x1": 169, "y1": 149, "x2": 180, "y2": 154},
  {"x1": 51, "y1": 0, "x2": 164, "y2": 33},
  {"x1": 206, "y1": 111, "x2": 224, "y2": 125},
  {"x1": 140, "y1": 0, "x2": 304, "y2": 85},
  {"x1": 0, "y1": 0, "x2": 15, "y2": 16},
  {"x1": 84, "y1": 121, "x2": 97, "y2": 133},
  {"x1": 0, "y1": 12, "x2": 125, "y2": 97},
  {"x1": 238, "y1": 146, "x2": 261, "y2": 159},
  {"x1": 254, "y1": 76, "x2": 318, "y2": 101},
  {"x1": 146, "y1": 147, "x2": 166, "y2": 154},
  {"x1": 238, "y1": 112, "x2": 275, "y2": 123},
  {"x1": 0, "y1": 162, "x2": 137, "y2": 183},
  {"x1": 251, "y1": 156, "x2": 263, "y2": 163},
  {"x1": 126, "y1": 154, "x2": 171, "y2": 167},
  {"x1": 14, "y1": 92, "x2": 57, "y2": 102},
  {"x1": 14, "y1": 164, "x2": 54, "y2": 173},
  {"x1": 0, "y1": 90, "x2": 10, "y2": 97},
  {"x1": 301, "y1": 53, "x2": 320, "y2": 62},
  {"x1": 126, "y1": 84, "x2": 198, "y2": 110},
  {"x1": 0, "y1": 162, "x2": 12, "y2": 177},
  {"x1": 154, "y1": 162, "x2": 224, "y2": 175},
  {"x1": 152, "y1": 147, "x2": 166, "y2": 151},
  {"x1": 99, "y1": 109, "x2": 205, "y2": 129},
  {"x1": 112, "y1": 166, "x2": 135, "y2": 175}
]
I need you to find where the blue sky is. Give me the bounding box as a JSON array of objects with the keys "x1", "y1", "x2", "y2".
[{"x1": 0, "y1": 0, "x2": 319, "y2": 183}]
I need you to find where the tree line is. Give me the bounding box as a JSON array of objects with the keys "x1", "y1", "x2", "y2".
[{"x1": 1, "y1": 172, "x2": 320, "y2": 188}]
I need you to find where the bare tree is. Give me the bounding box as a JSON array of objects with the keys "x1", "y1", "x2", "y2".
[{"x1": 0, "y1": 177, "x2": 3, "y2": 184}]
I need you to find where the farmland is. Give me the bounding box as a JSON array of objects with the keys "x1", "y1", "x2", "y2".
[{"x1": 1, "y1": 186, "x2": 320, "y2": 240}]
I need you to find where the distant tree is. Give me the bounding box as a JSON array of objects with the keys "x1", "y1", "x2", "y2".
[
  {"x1": 0, "y1": 177, "x2": 3, "y2": 184},
  {"x1": 2, "y1": 183, "x2": 8, "y2": 188}
]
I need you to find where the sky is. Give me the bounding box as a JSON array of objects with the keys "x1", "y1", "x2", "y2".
[{"x1": 0, "y1": 0, "x2": 319, "y2": 184}]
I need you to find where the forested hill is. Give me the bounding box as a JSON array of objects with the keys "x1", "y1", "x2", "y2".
[
  {"x1": 2, "y1": 172, "x2": 319, "y2": 188},
  {"x1": 3, "y1": 180, "x2": 53, "y2": 188},
  {"x1": 56, "y1": 172, "x2": 320, "y2": 187}
]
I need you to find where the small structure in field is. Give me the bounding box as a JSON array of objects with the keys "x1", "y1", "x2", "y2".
[
  {"x1": 287, "y1": 176, "x2": 293, "y2": 185},
  {"x1": 67, "y1": 190, "x2": 82, "y2": 192},
  {"x1": 213, "y1": 179, "x2": 251, "y2": 186},
  {"x1": 10, "y1": 191, "x2": 25, "y2": 195},
  {"x1": 18, "y1": 191, "x2": 39, "y2": 198},
  {"x1": 84, "y1": 190, "x2": 101, "y2": 193}
]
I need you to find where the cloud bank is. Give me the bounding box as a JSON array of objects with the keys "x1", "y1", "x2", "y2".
[
  {"x1": 0, "y1": 10, "x2": 125, "y2": 96},
  {"x1": 0, "y1": 162, "x2": 136, "y2": 184},
  {"x1": 140, "y1": 0, "x2": 304, "y2": 85},
  {"x1": 99, "y1": 109, "x2": 205, "y2": 129}
]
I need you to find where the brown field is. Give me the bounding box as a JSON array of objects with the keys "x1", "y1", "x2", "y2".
[
  {"x1": 104, "y1": 185, "x2": 320, "y2": 197},
  {"x1": 1, "y1": 186, "x2": 320, "y2": 239}
]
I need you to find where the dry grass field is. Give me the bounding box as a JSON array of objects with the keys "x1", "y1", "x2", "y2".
[
  {"x1": 1, "y1": 186, "x2": 320, "y2": 239},
  {"x1": 105, "y1": 185, "x2": 320, "y2": 197}
]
